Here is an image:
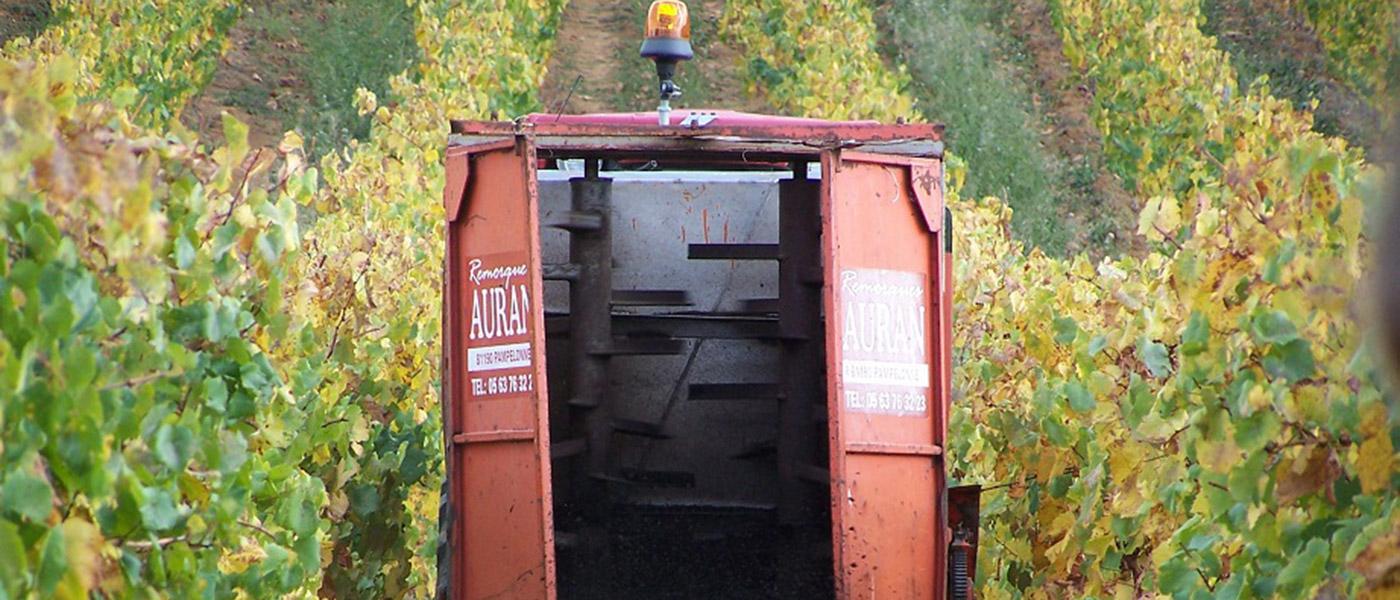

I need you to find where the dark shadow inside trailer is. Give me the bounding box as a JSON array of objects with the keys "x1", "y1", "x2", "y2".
[{"x1": 538, "y1": 158, "x2": 835, "y2": 600}]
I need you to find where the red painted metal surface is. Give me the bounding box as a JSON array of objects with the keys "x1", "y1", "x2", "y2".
[
  {"x1": 444, "y1": 112, "x2": 960, "y2": 599},
  {"x1": 530, "y1": 109, "x2": 880, "y2": 127},
  {"x1": 444, "y1": 139, "x2": 557, "y2": 599},
  {"x1": 821, "y1": 150, "x2": 950, "y2": 600},
  {"x1": 453, "y1": 110, "x2": 943, "y2": 148}
]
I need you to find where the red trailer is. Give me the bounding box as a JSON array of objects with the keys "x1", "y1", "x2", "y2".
[{"x1": 439, "y1": 109, "x2": 979, "y2": 599}]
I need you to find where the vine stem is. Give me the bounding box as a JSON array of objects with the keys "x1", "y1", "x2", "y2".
[
  {"x1": 102, "y1": 369, "x2": 180, "y2": 391},
  {"x1": 238, "y1": 519, "x2": 278, "y2": 541},
  {"x1": 203, "y1": 148, "x2": 266, "y2": 239},
  {"x1": 120, "y1": 536, "x2": 212, "y2": 551}
]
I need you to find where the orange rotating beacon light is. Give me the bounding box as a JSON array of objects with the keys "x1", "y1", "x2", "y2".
[{"x1": 640, "y1": 1, "x2": 692, "y2": 126}]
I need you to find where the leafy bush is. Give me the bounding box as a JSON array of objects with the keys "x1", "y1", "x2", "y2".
[
  {"x1": 3, "y1": 0, "x2": 241, "y2": 127},
  {"x1": 1, "y1": 56, "x2": 326, "y2": 599},
  {"x1": 1299, "y1": 0, "x2": 1398, "y2": 106},
  {"x1": 721, "y1": 0, "x2": 917, "y2": 122},
  {"x1": 0, "y1": 0, "x2": 569, "y2": 597},
  {"x1": 968, "y1": 0, "x2": 1397, "y2": 595},
  {"x1": 736, "y1": 0, "x2": 1399, "y2": 596}
]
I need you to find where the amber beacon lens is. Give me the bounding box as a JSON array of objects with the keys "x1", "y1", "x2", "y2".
[
  {"x1": 641, "y1": 0, "x2": 693, "y2": 63},
  {"x1": 646, "y1": 1, "x2": 690, "y2": 39}
]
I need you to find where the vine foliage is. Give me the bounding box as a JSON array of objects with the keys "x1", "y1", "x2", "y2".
[
  {"x1": 730, "y1": 0, "x2": 1400, "y2": 597},
  {"x1": 1, "y1": 0, "x2": 568, "y2": 597}
]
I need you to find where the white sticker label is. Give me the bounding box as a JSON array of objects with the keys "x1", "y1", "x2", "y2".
[
  {"x1": 839, "y1": 269, "x2": 931, "y2": 416},
  {"x1": 464, "y1": 253, "x2": 536, "y2": 400},
  {"x1": 467, "y1": 258, "x2": 532, "y2": 342}
]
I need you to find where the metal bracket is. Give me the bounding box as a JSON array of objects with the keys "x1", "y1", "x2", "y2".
[
  {"x1": 678, "y1": 112, "x2": 718, "y2": 129},
  {"x1": 443, "y1": 151, "x2": 469, "y2": 223},
  {"x1": 907, "y1": 162, "x2": 943, "y2": 234}
]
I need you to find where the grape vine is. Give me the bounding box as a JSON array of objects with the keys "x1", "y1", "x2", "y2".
[
  {"x1": 0, "y1": 0, "x2": 568, "y2": 597},
  {"x1": 1297, "y1": 0, "x2": 1398, "y2": 110},
  {"x1": 720, "y1": 0, "x2": 917, "y2": 122},
  {"x1": 979, "y1": 0, "x2": 1396, "y2": 595},
  {"x1": 2, "y1": 1, "x2": 242, "y2": 128},
  {"x1": 4, "y1": 0, "x2": 1395, "y2": 597},
  {"x1": 1, "y1": 57, "x2": 328, "y2": 599},
  {"x1": 733, "y1": 0, "x2": 1399, "y2": 596}
]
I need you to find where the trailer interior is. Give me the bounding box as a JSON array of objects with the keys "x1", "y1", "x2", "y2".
[{"x1": 540, "y1": 157, "x2": 833, "y2": 599}]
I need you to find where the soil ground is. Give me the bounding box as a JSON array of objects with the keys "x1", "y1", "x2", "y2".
[
  {"x1": 1001, "y1": 0, "x2": 1143, "y2": 255},
  {"x1": 540, "y1": 0, "x2": 763, "y2": 114},
  {"x1": 182, "y1": 1, "x2": 307, "y2": 149},
  {"x1": 0, "y1": 0, "x2": 49, "y2": 48},
  {"x1": 182, "y1": 0, "x2": 416, "y2": 156},
  {"x1": 539, "y1": 0, "x2": 631, "y2": 114},
  {"x1": 877, "y1": 0, "x2": 1140, "y2": 256}
]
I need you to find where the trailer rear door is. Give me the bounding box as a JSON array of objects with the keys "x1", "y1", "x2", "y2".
[
  {"x1": 821, "y1": 151, "x2": 951, "y2": 600},
  {"x1": 444, "y1": 138, "x2": 556, "y2": 599}
]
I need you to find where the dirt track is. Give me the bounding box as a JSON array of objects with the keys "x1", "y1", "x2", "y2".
[
  {"x1": 1004, "y1": 0, "x2": 1142, "y2": 255},
  {"x1": 540, "y1": 0, "x2": 764, "y2": 114}
]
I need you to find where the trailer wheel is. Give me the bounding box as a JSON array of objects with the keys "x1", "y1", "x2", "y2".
[{"x1": 435, "y1": 478, "x2": 452, "y2": 600}]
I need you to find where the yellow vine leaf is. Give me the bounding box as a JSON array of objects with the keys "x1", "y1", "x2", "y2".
[
  {"x1": 1357, "y1": 433, "x2": 1395, "y2": 496},
  {"x1": 1136, "y1": 195, "x2": 1180, "y2": 240}
]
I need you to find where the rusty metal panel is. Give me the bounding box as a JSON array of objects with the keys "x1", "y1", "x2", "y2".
[
  {"x1": 453, "y1": 110, "x2": 943, "y2": 144},
  {"x1": 530, "y1": 109, "x2": 882, "y2": 128},
  {"x1": 450, "y1": 112, "x2": 946, "y2": 163},
  {"x1": 821, "y1": 151, "x2": 950, "y2": 600},
  {"x1": 445, "y1": 139, "x2": 557, "y2": 599}
]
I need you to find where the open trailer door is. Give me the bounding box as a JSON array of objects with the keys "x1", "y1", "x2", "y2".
[
  {"x1": 443, "y1": 137, "x2": 556, "y2": 599},
  {"x1": 821, "y1": 150, "x2": 951, "y2": 600}
]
